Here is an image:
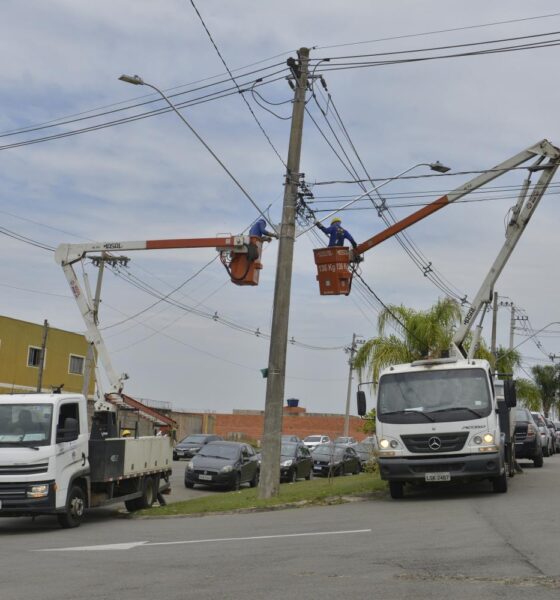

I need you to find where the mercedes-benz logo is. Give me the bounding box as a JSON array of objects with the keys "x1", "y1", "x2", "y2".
[{"x1": 428, "y1": 436, "x2": 442, "y2": 451}]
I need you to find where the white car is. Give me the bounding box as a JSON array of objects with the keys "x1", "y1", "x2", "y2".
[{"x1": 303, "y1": 435, "x2": 330, "y2": 451}]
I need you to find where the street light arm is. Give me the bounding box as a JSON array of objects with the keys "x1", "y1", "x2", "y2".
[
  {"x1": 297, "y1": 162, "x2": 448, "y2": 238},
  {"x1": 513, "y1": 321, "x2": 560, "y2": 350},
  {"x1": 118, "y1": 74, "x2": 278, "y2": 236}
]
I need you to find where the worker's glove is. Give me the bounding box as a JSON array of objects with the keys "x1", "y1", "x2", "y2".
[
  {"x1": 262, "y1": 235, "x2": 272, "y2": 242},
  {"x1": 352, "y1": 251, "x2": 364, "y2": 263},
  {"x1": 270, "y1": 232, "x2": 279, "y2": 239}
]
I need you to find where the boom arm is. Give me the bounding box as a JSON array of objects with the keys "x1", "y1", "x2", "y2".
[
  {"x1": 54, "y1": 234, "x2": 253, "y2": 412},
  {"x1": 354, "y1": 140, "x2": 560, "y2": 256}
]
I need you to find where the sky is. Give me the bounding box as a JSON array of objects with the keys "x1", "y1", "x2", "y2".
[{"x1": 1, "y1": 0, "x2": 560, "y2": 416}]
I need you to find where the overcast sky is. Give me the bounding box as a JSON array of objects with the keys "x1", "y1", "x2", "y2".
[{"x1": 1, "y1": 0, "x2": 560, "y2": 415}]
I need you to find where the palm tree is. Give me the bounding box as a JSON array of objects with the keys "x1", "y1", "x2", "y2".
[
  {"x1": 493, "y1": 346, "x2": 522, "y2": 377},
  {"x1": 516, "y1": 378, "x2": 542, "y2": 411},
  {"x1": 354, "y1": 297, "x2": 462, "y2": 383},
  {"x1": 531, "y1": 365, "x2": 559, "y2": 417}
]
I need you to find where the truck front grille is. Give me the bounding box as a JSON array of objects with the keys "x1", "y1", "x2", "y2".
[
  {"x1": 0, "y1": 462, "x2": 49, "y2": 475},
  {"x1": 0, "y1": 482, "x2": 28, "y2": 499},
  {"x1": 401, "y1": 432, "x2": 469, "y2": 453}
]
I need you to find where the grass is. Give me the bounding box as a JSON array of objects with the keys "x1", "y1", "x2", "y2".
[{"x1": 139, "y1": 472, "x2": 386, "y2": 517}]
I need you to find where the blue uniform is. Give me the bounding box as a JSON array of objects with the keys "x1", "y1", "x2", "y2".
[
  {"x1": 316, "y1": 222, "x2": 357, "y2": 248},
  {"x1": 249, "y1": 219, "x2": 275, "y2": 238}
]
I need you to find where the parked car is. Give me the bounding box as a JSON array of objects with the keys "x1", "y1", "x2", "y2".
[
  {"x1": 333, "y1": 436, "x2": 357, "y2": 446},
  {"x1": 514, "y1": 408, "x2": 543, "y2": 467},
  {"x1": 281, "y1": 435, "x2": 301, "y2": 443},
  {"x1": 311, "y1": 444, "x2": 361, "y2": 476},
  {"x1": 184, "y1": 441, "x2": 259, "y2": 490},
  {"x1": 554, "y1": 422, "x2": 560, "y2": 452},
  {"x1": 303, "y1": 435, "x2": 330, "y2": 451},
  {"x1": 531, "y1": 412, "x2": 554, "y2": 457},
  {"x1": 280, "y1": 442, "x2": 313, "y2": 482},
  {"x1": 353, "y1": 442, "x2": 376, "y2": 468},
  {"x1": 174, "y1": 433, "x2": 223, "y2": 461},
  {"x1": 544, "y1": 418, "x2": 557, "y2": 455},
  {"x1": 361, "y1": 435, "x2": 378, "y2": 453}
]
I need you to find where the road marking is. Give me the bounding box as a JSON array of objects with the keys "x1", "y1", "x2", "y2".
[{"x1": 37, "y1": 528, "x2": 371, "y2": 552}]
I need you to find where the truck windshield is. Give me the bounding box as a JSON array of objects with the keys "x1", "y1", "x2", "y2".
[
  {"x1": 378, "y1": 368, "x2": 491, "y2": 423},
  {"x1": 0, "y1": 404, "x2": 53, "y2": 447}
]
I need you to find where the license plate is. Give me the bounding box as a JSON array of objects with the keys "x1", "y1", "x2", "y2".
[
  {"x1": 198, "y1": 474, "x2": 212, "y2": 481},
  {"x1": 313, "y1": 466, "x2": 322, "y2": 471},
  {"x1": 176, "y1": 451, "x2": 184, "y2": 456},
  {"x1": 425, "y1": 472, "x2": 451, "y2": 482}
]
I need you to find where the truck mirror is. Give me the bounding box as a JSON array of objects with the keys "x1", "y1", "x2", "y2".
[
  {"x1": 503, "y1": 379, "x2": 517, "y2": 408},
  {"x1": 357, "y1": 391, "x2": 367, "y2": 417},
  {"x1": 56, "y1": 417, "x2": 79, "y2": 443}
]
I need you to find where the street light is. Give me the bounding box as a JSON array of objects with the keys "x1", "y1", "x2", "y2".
[
  {"x1": 118, "y1": 74, "x2": 277, "y2": 234},
  {"x1": 298, "y1": 160, "x2": 452, "y2": 235}
]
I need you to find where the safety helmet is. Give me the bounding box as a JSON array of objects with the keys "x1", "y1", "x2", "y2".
[
  {"x1": 122, "y1": 429, "x2": 132, "y2": 437},
  {"x1": 331, "y1": 217, "x2": 342, "y2": 225}
]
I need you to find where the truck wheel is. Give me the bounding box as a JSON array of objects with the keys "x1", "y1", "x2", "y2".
[
  {"x1": 125, "y1": 477, "x2": 156, "y2": 512},
  {"x1": 533, "y1": 453, "x2": 544, "y2": 468},
  {"x1": 389, "y1": 481, "x2": 404, "y2": 499},
  {"x1": 491, "y1": 470, "x2": 508, "y2": 493},
  {"x1": 57, "y1": 485, "x2": 86, "y2": 529}
]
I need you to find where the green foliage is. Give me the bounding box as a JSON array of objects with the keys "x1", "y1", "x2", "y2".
[
  {"x1": 494, "y1": 346, "x2": 522, "y2": 376},
  {"x1": 531, "y1": 365, "x2": 559, "y2": 417},
  {"x1": 359, "y1": 408, "x2": 376, "y2": 435},
  {"x1": 515, "y1": 378, "x2": 542, "y2": 411},
  {"x1": 354, "y1": 297, "x2": 462, "y2": 381}
]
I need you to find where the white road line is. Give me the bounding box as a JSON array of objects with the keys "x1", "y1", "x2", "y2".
[{"x1": 37, "y1": 528, "x2": 372, "y2": 552}]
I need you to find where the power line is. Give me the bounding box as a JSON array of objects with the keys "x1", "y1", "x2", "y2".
[
  {"x1": 315, "y1": 12, "x2": 560, "y2": 50},
  {"x1": 189, "y1": 0, "x2": 286, "y2": 167}
]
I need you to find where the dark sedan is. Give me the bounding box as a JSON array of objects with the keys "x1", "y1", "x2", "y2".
[
  {"x1": 185, "y1": 441, "x2": 259, "y2": 490},
  {"x1": 173, "y1": 433, "x2": 223, "y2": 461},
  {"x1": 280, "y1": 442, "x2": 313, "y2": 482},
  {"x1": 514, "y1": 407, "x2": 543, "y2": 467},
  {"x1": 311, "y1": 444, "x2": 361, "y2": 477}
]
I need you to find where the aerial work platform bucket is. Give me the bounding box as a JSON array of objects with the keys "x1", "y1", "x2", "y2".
[
  {"x1": 313, "y1": 247, "x2": 352, "y2": 296},
  {"x1": 229, "y1": 237, "x2": 263, "y2": 286}
]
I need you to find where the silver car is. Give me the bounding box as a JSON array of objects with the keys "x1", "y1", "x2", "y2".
[{"x1": 531, "y1": 412, "x2": 554, "y2": 457}]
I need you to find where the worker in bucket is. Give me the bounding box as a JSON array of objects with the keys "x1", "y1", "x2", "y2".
[
  {"x1": 249, "y1": 218, "x2": 279, "y2": 242},
  {"x1": 315, "y1": 216, "x2": 357, "y2": 249}
]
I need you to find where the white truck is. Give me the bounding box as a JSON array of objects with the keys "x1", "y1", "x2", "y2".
[
  {"x1": 0, "y1": 392, "x2": 172, "y2": 527},
  {"x1": 355, "y1": 139, "x2": 560, "y2": 498}
]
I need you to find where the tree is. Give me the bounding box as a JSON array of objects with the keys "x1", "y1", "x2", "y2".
[
  {"x1": 494, "y1": 346, "x2": 522, "y2": 377},
  {"x1": 359, "y1": 408, "x2": 376, "y2": 435},
  {"x1": 531, "y1": 365, "x2": 559, "y2": 417},
  {"x1": 354, "y1": 297, "x2": 462, "y2": 383},
  {"x1": 515, "y1": 378, "x2": 542, "y2": 411}
]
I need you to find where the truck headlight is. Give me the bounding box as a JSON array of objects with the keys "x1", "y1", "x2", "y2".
[
  {"x1": 473, "y1": 433, "x2": 494, "y2": 445},
  {"x1": 27, "y1": 484, "x2": 49, "y2": 498},
  {"x1": 379, "y1": 439, "x2": 390, "y2": 449}
]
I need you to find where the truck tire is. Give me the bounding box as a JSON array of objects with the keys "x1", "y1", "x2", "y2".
[
  {"x1": 57, "y1": 485, "x2": 86, "y2": 529},
  {"x1": 125, "y1": 477, "x2": 156, "y2": 512},
  {"x1": 533, "y1": 453, "x2": 544, "y2": 468},
  {"x1": 491, "y1": 470, "x2": 508, "y2": 493},
  {"x1": 389, "y1": 481, "x2": 404, "y2": 499}
]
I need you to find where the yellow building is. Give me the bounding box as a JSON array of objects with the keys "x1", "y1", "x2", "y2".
[{"x1": 0, "y1": 315, "x2": 95, "y2": 398}]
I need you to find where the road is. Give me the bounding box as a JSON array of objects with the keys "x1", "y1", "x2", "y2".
[{"x1": 1, "y1": 457, "x2": 559, "y2": 599}]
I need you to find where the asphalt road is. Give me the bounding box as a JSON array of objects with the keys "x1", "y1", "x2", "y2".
[{"x1": 1, "y1": 456, "x2": 560, "y2": 599}]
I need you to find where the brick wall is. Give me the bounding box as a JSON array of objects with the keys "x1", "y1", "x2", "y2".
[{"x1": 214, "y1": 405, "x2": 365, "y2": 444}]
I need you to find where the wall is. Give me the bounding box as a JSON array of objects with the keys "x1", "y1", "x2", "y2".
[
  {"x1": 213, "y1": 405, "x2": 365, "y2": 444},
  {"x1": 0, "y1": 315, "x2": 95, "y2": 398}
]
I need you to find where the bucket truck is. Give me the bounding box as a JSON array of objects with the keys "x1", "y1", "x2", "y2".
[
  {"x1": 352, "y1": 139, "x2": 560, "y2": 498},
  {"x1": 0, "y1": 233, "x2": 263, "y2": 527}
]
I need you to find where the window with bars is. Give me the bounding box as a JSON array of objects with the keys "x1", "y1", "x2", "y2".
[
  {"x1": 68, "y1": 354, "x2": 85, "y2": 375},
  {"x1": 27, "y1": 346, "x2": 43, "y2": 368}
]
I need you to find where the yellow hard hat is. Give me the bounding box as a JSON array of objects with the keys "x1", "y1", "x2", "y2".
[
  {"x1": 122, "y1": 429, "x2": 131, "y2": 437},
  {"x1": 331, "y1": 217, "x2": 342, "y2": 225}
]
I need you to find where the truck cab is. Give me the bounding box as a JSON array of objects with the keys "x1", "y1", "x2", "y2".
[{"x1": 372, "y1": 357, "x2": 514, "y2": 498}]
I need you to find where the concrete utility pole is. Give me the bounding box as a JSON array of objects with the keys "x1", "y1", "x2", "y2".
[
  {"x1": 343, "y1": 334, "x2": 362, "y2": 437},
  {"x1": 36, "y1": 319, "x2": 49, "y2": 392},
  {"x1": 259, "y1": 48, "x2": 310, "y2": 499},
  {"x1": 491, "y1": 291, "x2": 498, "y2": 357}
]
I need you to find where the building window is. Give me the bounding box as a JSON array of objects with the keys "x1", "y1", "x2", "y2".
[
  {"x1": 68, "y1": 354, "x2": 85, "y2": 375},
  {"x1": 27, "y1": 346, "x2": 44, "y2": 368}
]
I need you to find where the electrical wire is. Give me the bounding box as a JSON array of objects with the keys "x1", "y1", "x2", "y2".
[{"x1": 189, "y1": 0, "x2": 287, "y2": 167}]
